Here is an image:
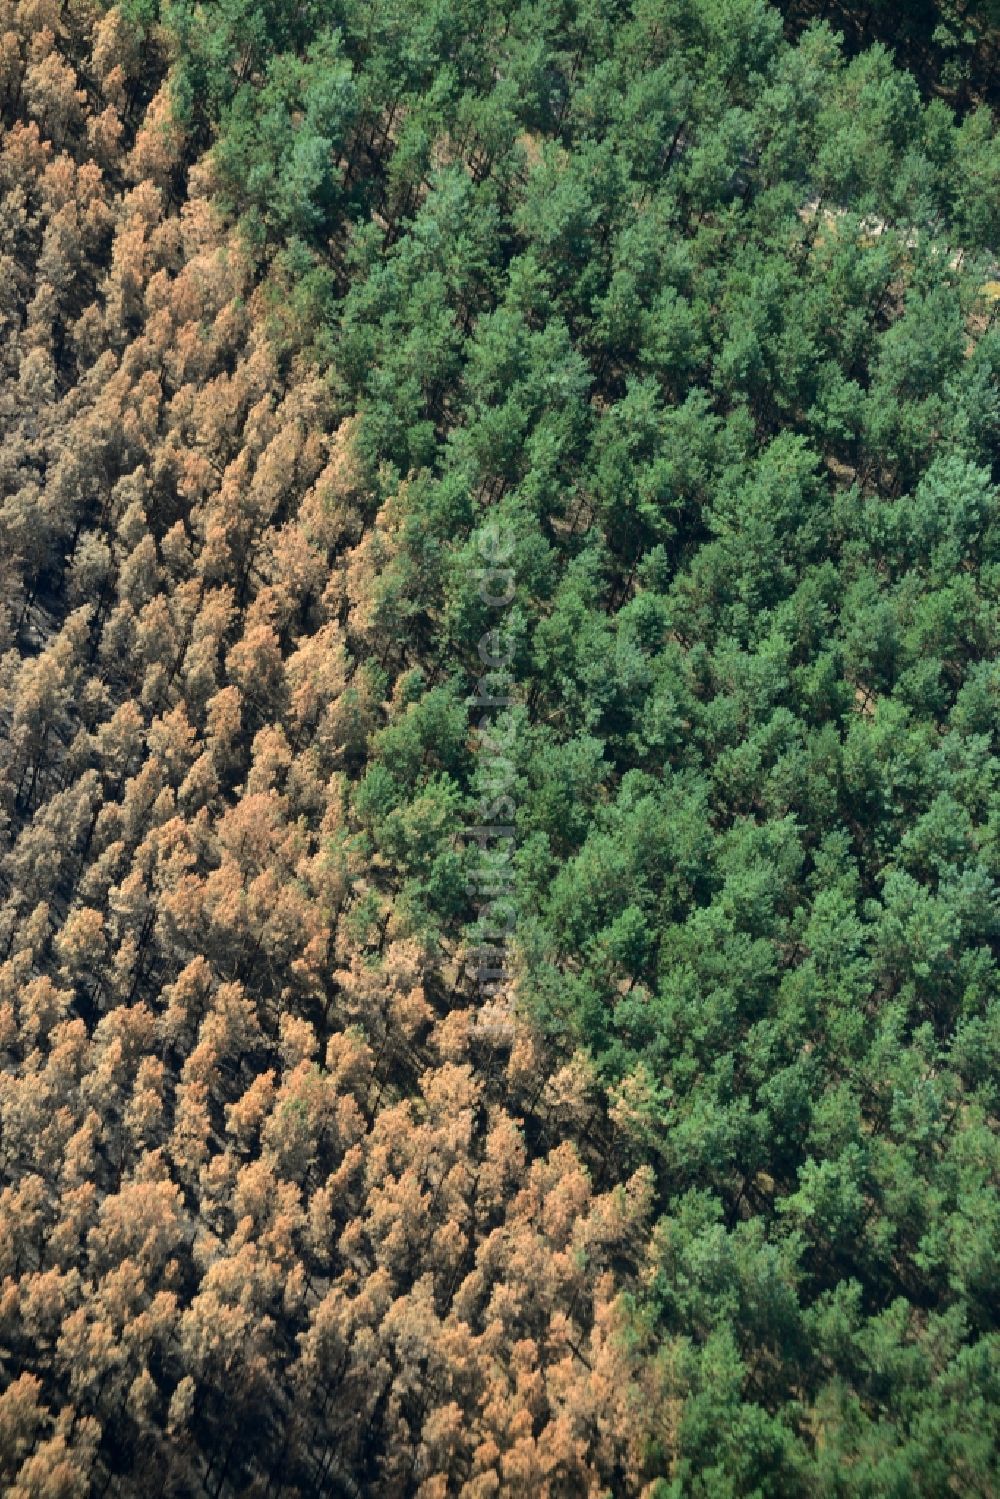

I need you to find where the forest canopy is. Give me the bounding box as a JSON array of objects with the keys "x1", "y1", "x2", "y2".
[{"x1": 0, "y1": 0, "x2": 998, "y2": 1494}]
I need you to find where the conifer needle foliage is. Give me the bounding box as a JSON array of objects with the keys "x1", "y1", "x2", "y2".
[{"x1": 0, "y1": 1, "x2": 998, "y2": 1493}]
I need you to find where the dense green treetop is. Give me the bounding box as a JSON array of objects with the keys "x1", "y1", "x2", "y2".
[
  {"x1": 136, "y1": 1, "x2": 1000, "y2": 1485},
  {"x1": 29, "y1": 0, "x2": 1000, "y2": 1489}
]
